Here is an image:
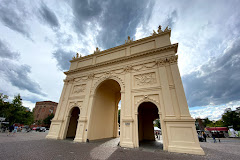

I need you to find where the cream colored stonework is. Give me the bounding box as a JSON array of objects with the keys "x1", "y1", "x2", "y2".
[{"x1": 46, "y1": 26, "x2": 204, "y2": 155}]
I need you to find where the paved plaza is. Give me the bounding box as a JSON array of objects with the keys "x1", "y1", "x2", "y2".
[{"x1": 0, "y1": 131, "x2": 240, "y2": 160}]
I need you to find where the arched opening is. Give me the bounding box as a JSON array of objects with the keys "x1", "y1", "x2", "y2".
[
  {"x1": 88, "y1": 79, "x2": 121, "y2": 140},
  {"x1": 138, "y1": 102, "x2": 163, "y2": 149},
  {"x1": 66, "y1": 107, "x2": 80, "y2": 139}
]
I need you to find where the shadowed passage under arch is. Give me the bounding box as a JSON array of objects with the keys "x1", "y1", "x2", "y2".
[
  {"x1": 88, "y1": 79, "x2": 121, "y2": 140},
  {"x1": 138, "y1": 102, "x2": 159, "y2": 142},
  {"x1": 66, "y1": 107, "x2": 80, "y2": 139}
]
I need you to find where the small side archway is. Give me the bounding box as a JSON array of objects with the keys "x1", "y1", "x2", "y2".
[
  {"x1": 137, "y1": 101, "x2": 163, "y2": 148},
  {"x1": 66, "y1": 107, "x2": 80, "y2": 139}
]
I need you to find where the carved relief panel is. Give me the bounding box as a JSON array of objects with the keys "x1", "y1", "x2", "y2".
[
  {"x1": 133, "y1": 70, "x2": 159, "y2": 88},
  {"x1": 134, "y1": 72, "x2": 156, "y2": 86},
  {"x1": 71, "y1": 84, "x2": 86, "y2": 95}
]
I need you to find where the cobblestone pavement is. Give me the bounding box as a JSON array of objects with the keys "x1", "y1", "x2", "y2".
[{"x1": 0, "y1": 132, "x2": 240, "y2": 160}]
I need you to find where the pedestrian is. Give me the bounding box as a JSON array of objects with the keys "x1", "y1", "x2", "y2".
[
  {"x1": 217, "y1": 131, "x2": 221, "y2": 142},
  {"x1": 203, "y1": 132, "x2": 207, "y2": 142},
  {"x1": 12, "y1": 125, "x2": 18, "y2": 135},
  {"x1": 8, "y1": 124, "x2": 14, "y2": 136},
  {"x1": 212, "y1": 132, "x2": 216, "y2": 143}
]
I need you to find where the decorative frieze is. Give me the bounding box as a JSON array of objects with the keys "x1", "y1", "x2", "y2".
[
  {"x1": 134, "y1": 72, "x2": 156, "y2": 86},
  {"x1": 87, "y1": 73, "x2": 95, "y2": 80},
  {"x1": 72, "y1": 84, "x2": 86, "y2": 94},
  {"x1": 64, "y1": 55, "x2": 177, "y2": 84},
  {"x1": 156, "y1": 55, "x2": 178, "y2": 66},
  {"x1": 124, "y1": 65, "x2": 133, "y2": 73},
  {"x1": 169, "y1": 55, "x2": 178, "y2": 64}
]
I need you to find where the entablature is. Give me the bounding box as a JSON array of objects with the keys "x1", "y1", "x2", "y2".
[{"x1": 65, "y1": 43, "x2": 178, "y2": 76}]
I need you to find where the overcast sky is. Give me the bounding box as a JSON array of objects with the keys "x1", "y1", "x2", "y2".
[{"x1": 0, "y1": 0, "x2": 239, "y2": 120}]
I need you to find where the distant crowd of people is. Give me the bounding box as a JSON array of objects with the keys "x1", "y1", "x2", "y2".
[
  {"x1": 7, "y1": 124, "x2": 20, "y2": 136},
  {"x1": 201, "y1": 131, "x2": 221, "y2": 143}
]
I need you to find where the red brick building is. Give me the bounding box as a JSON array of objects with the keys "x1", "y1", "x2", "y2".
[{"x1": 33, "y1": 101, "x2": 58, "y2": 122}]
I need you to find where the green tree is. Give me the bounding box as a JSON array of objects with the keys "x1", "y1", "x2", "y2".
[
  {"x1": 154, "y1": 119, "x2": 161, "y2": 129},
  {"x1": 118, "y1": 109, "x2": 121, "y2": 124},
  {"x1": 36, "y1": 120, "x2": 42, "y2": 125},
  {"x1": 0, "y1": 93, "x2": 10, "y2": 117},
  {"x1": 0, "y1": 93, "x2": 34, "y2": 125},
  {"x1": 202, "y1": 118, "x2": 212, "y2": 127},
  {"x1": 222, "y1": 110, "x2": 240, "y2": 130},
  {"x1": 43, "y1": 113, "x2": 54, "y2": 126}
]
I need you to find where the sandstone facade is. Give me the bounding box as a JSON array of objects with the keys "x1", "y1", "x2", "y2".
[{"x1": 47, "y1": 26, "x2": 204, "y2": 155}]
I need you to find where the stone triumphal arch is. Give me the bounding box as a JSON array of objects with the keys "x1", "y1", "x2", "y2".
[{"x1": 46, "y1": 26, "x2": 204, "y2": 155}]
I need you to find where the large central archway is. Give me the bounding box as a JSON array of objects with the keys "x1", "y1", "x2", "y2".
[{"x1": 88, "y1": 79, "x2": 121, "y2": 140}]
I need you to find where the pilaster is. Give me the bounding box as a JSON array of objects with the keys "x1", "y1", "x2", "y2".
[
  {"x1": 157, "y1": 65, "x2": 175, "y2": 118},
  {"x1": 170, "y1": 62, "x2": 191, "y2": 118},
  {"x1": 120, "y1": 72, "x2": 134, "y2": 148}
]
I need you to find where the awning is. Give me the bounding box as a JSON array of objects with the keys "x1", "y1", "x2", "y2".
[{"x1": 205, "y1": 127, "x2": 228, "y2": 131}]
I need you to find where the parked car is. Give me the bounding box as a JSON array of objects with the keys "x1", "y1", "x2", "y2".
[
  {"x1": 35, "y1": 127, "x2": 40, "y2": 132},
  {"x1": 32, "y1": 127, "x2": 37, "y2": 131},
  {"x1": 39, "y1": 127, "x2": 46, "y2": 132}
]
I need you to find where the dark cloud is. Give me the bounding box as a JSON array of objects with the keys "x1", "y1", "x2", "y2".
[
  {"x1": 71, "y1": 0, "x2": 155, "y2": 49},
  {"x1": 52, "y1": 0, "x2": 155, "y2": 71},
  {"x1": 0, "y1": 60, "x2": 46, "y2": 96},
  {"x1": 22, "y1": 95, "x2": 45, "y2": 104},
  {"x1": 97, "y1": 0, "x2": 155, "y2": 49},
  {"x1": 0, "y1": 40, "x2": 20, "y2": 59},
  {"x1": 182, "y1": 38, "x2": 240, "y2": 107},
  {"x1": 52, "y1": 49, "x2": 74, "y2": 71},
  {"x1": 38, "y1": 2, "x2": 60, "y2": 29},
  {"x1": 0, "y1": 1, "x2": 31, "y2": 39},
  {"x1": 72, "y1": 0, "x2": 102, "y2": 35}
]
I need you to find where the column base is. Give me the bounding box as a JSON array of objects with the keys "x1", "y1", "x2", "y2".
[
  {"x1": 74, "y1": 138, "x2": 85, "y2": 143},
  {"x1": 46, "y1": 135, "x2": 62, "y2": 140},
  {"x1": 168, "y1": 145, "x2": 205, "y2": 155},
  {"x1": 120, "y1": 141, "x2": 134, "y2": 148}
]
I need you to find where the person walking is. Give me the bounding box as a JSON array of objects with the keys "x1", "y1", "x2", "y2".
[
  {"x1": 217, "y1": 131, "x2": 221, "y2": 142},
  {"x1": 212, "y1": 132, "x2": 216, "y2": 143},
  {"x1": 12, "y1": 125, "x2": 18, "y2": 135}
]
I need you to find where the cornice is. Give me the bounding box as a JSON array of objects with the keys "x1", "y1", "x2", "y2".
[
  {"x1": 65, "y1": 43, "x2": 178, "y2": 75},
  {"x1": 70, "y1": 30, "x2": 171, "y2": 63}
]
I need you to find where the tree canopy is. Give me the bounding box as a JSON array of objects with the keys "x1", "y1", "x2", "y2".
[
  {"x1": 222, "y1": 109, "x2": 240, "y2": 130},
  {"x1": 43, "y1": 113, "x2": 54, "y2": 126},
  {"x1": 195, "y1": 108, "x2": 240, "y2": 130},
  {"x1": 0, "y1": 93, "x2": 34, "y2": 125}
]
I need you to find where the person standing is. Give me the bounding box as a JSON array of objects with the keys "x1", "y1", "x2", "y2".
[
  {"x1": 8, "y1": 124, "x2": 14, "y2": 136},
  {"x1": 203, "y1": 132, "x2": 207, "y2": 142}
]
